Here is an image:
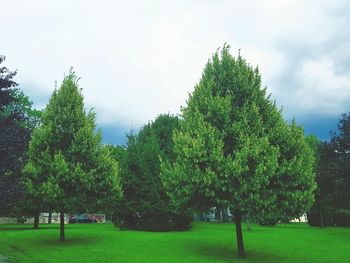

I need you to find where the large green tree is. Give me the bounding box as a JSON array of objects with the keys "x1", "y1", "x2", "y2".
[
  {"x1": 23, "y1": 71, "x2": 122, "y2": 241},
  {"x1": 114, "y1": 114, "x2": 192, "y2": 231},
  {"x1": 0, "y1": 55, "x2": 40, "y2": 216},
  {"x1": 161, "y1": 46, "x2": 315, "y2": 258}
]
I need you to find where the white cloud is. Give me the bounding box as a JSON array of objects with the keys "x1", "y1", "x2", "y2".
[
  {"x1": 295, "y1": 57, "x2": 350, "y2": 113},
  {"x1": 1, "y1": 0, "x2": 350, "y2": 131}
]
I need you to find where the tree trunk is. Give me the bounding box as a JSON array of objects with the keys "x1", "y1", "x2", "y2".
[
  {"x1": 48, "y1": 210, "x2": 52, "y2": 224},
  {"x1": 234, "y1": 209, "x2": 246, "y2": 258},
  {"x1": 60, "y1": 212, "x2": 65, "y2": 242},
  {"x1": 33, "y1": 213, "x2": 39, "y2": 229},
  {"x1": 247, "y1": 219, "x2": 251, "y2": 231},
  {"x1": 319, "y1": 208, "x2": 324, "y2": 228},
  {"x1": 246, "y1": 212, "x2": 251, "y2": 231}
]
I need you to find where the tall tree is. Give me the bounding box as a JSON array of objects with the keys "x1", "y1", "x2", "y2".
[
  {"x1": 161, "y1": 46, "x2": 315, "y2": 258},
  {"x1": 0, "y1": 55, "x2": 40, "y2": 216},
  {"x1": 23, "y1": 70, "x2": 122, "y2": 241},
  {"x1": 306, "y1": 139, "x2": 336, "y2": 227},
  {"x1": 114, "y1": 114, "x2": 192, "y2": 231},
  {"x1": 308, "y1": 113, "x2": 350, "y2": 227},
  {"x1": 331, "y1": 113, "x2": 350, "y2": 203},
  {"x1": 330, "y1": 113, "x2": 350, "y2": 226}
]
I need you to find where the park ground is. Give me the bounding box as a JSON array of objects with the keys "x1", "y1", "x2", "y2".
[{"x1": 0, "y1": 222, "x2": 349, "y2": 263}]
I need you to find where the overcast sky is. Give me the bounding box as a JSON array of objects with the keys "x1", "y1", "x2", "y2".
[{"x1": 2, "y1": 0, "x2": 350, "y2": 144}]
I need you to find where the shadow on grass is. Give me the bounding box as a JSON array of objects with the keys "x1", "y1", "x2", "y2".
[
  {"x1": 35, "y1": 235, "x2": 102, "y2": 247},
  {"x1": 187, "y1": 241, "x2": 235, "y2": 262},
  {"x1": 185, "y1": 240, "x2": 286, "y2": 262}
]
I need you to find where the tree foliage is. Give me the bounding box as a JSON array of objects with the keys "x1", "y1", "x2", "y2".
[
  {"x1": 23, "y1": 70, "x2": 122, "y2": 240},
  {"x1": 114, "y1": 114, "x2": 192, "y2": 231},
  {"x1": 308, "y1": 113, "x2": 350, "y2": 227},
  {"x1": 331, "y1": 113, "x2": 350, "y2": 214},
  {"x1": 161, "y1": 46, "x2": 316, "y2": 257},
  {"x1": 0, "y1": 55, "x2": 40, "y2": 215}
]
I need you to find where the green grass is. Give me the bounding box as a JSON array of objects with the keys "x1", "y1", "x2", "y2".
[{"x1": 0, "y1": 222, "x2": 349, "y2": 262}]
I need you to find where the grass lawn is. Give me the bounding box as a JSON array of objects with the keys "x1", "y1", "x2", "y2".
[{"x1": 0, "y1": 222, "x2": 349, "y2": 262}]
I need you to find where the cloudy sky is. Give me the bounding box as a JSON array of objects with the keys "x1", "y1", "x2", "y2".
[{"x1": 2, "y1": 0, "x2": 350, "y2": 145}]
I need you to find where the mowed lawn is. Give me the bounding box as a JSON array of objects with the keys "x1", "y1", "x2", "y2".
[{"x1": 0, "y1": 222, "x2": 349, "y2": 263}]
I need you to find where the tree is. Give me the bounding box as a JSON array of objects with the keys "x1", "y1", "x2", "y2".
[
  {"x1": 105, "y1": 144, "x2": 127, "y2": 224},
  {"x1": 308, "y1": 113, "x2": 350, "y2": 227},
  {"x1": 23, "y1": 70, "x2": 122, "y2": 241},
  {"x1": 331, "y1": 113, "x2": 350, "y2": 223},
  {"x1": 114, "y1": 114, "x2": 192, "y2": 231},
  {"x1": 161, "y1": 46, "x2": 316, "y2": 258},
  {"x1": 0, "y1": 55, "x2": 40, "y2": 217},
  {"x1": 306, "y1": 136, "x2": 334, "y2": 227}
]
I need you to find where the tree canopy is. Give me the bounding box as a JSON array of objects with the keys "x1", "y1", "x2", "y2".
[
  {"x1": 0, "y1": 55, "x2": 40, "y2": 216},
  {"x1": 23, "y1": 70, "x2": 122, "y2": 240},
  {"x1": 161, "y1": 45, "x2": 316, "y2": 258},
  {"x1": 308, "y1": 113, "x2": 350, "y2": 227},
  {"x1": 113, "y1": 114, "x2": 192, "y2": 231}
]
